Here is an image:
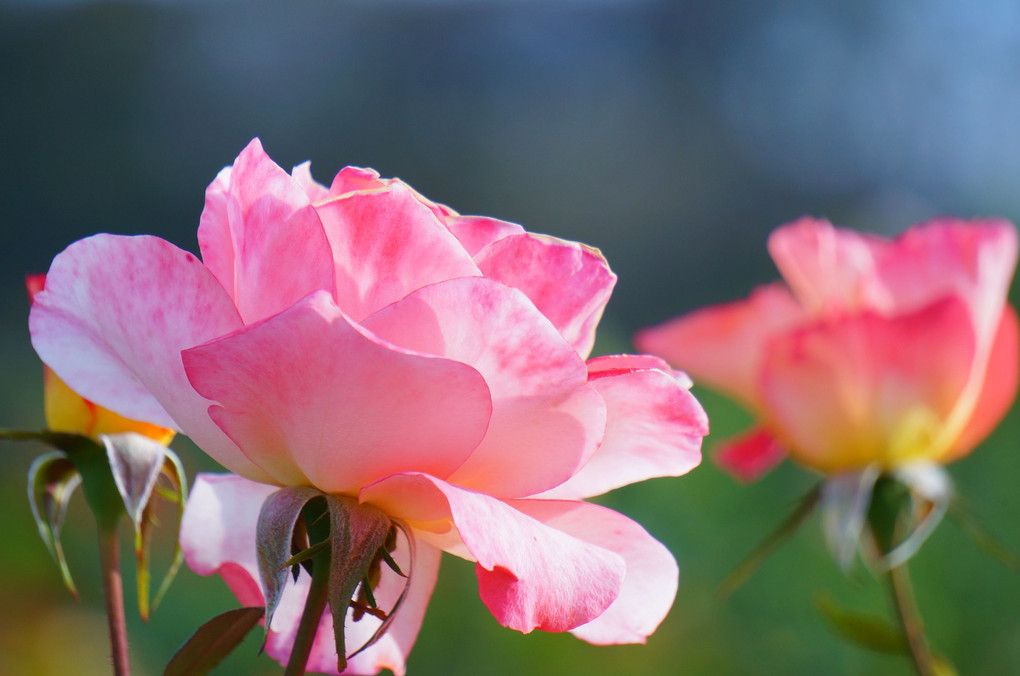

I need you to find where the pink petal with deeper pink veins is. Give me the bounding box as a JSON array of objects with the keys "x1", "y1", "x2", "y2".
[
  {"x1": 540, "y1": 355, "x2": 705, "y2": 500},
  {"x1": 362, "y1": 277, "x2": 606, "y2": 499},
  {"x1": 29, "y1": 234, "x2": 271, "y2": 482},
  {"x1": 360, "y1": 472, "x2": 626, "y2": 634},
  {"x1": 474, "y1": 233, "x2": 616, "y2": 359},
  {"x1": 507, "y1": 498, "x2": 677, "y2": 645},
  {"x1": 197, "y1": 138, "x2": 335, "y2": 324},
  {"x1": 183, "y1": 290, "x2": 493, "y2": 493},
  {"x1": 315, "y1": 183, "x2": 481, "y2": 322}
]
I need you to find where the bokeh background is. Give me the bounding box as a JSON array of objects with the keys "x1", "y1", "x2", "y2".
[{"x1": 2, "y1": 0, "x2": 1019, "y2": 673}]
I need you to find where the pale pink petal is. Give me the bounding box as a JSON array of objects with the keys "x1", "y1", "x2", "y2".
[
  {"x1": 291, "y1": 161, "x2": 330, "y2": 202},
  {"x1": 713, "y1": 427, "x2": 787, "y2": 482},
  {"x1": 634, "y1": 283, "x2": 806, "y2": 410},
  {"x1": 362, "y1": 277, "x2": 606, "y2": 498},
  {"x1": 540, "y1": 362, "x2": 706, "y2": 499},
  {"x1": 180, "y1": 473, "x2": 440, "y2": 676},
  {"x1": 197, "y1": 138, "x2": 335, "y2": 324},
  {"x1": 947, "y1": 304, "x2": 1020, "y2": 460},
  {"x1": 767, "y1": 217, "x2": 885, "y2": 314},
  {"x1": 29, "y1": 234, "x2": 271, "y2": 482},
  {"x1": 443, "y1": 215, "x2": 525, "y2": 257},
  {"x1": 360, "y1": 473, "x2": 626, "y2": 634},
  {"x1": 508, "y1": 499, "x2": 677, "y2": 645},
  {"x1": 867, "y1": 218, "x2": 1019, "y2": 343},
  {"x1": 761, "y1": 297, "x2": 977, "y2": 473},
  {"x1": 180, "y1": 473, "x2": 276, "y2": 607},
  {"x1": 314, "y1": 183, "x2": 481, "y2": 322},
  {"x1": 474, "y1": 233, "x2": 616, "y2": 359},
  {"x1": 183, "y1": 290, "x2": 492, "y2": 493}
]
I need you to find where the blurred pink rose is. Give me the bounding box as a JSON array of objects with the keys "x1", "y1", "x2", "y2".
[
  {"x1": 637, "y1": 217, "x2": 1018, "y2": 481},
  {"x1": 30, "y1": 139, "x2": 707, "y2": 674}
]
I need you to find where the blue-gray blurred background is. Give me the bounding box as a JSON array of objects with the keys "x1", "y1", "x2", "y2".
[{"x1": 1, "y1": 0, "x2": 1019, "y2": 673}]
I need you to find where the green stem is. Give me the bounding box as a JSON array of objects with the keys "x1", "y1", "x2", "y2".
[
  {"x1": 98, "y1": 526, "x2": 130, "y2": 676},
  {"x1": 284, "y1": 548, "x2": 332, "y2": 676},
  {"x1": 887, "y1": 562, "x2": 934, "y2": 676}
]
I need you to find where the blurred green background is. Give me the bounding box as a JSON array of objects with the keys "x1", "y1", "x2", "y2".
[{"x1": 1, "y1": 1, "x2": 1019, "y2": 673}]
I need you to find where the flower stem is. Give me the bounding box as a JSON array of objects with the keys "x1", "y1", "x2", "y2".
[
  {"x1": 284, "y1": 547, "x2": 332, "y2": 676},
  {"x1": 98, "y1": 525, "x2": 130, "y2": 676},
  {"x1": 887, "y1": 562, "x2": 935, "y2": 676}
]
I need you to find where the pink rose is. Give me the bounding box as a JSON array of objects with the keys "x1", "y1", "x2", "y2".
[
  {"x1": 637, "y1": 217, "x2": 1018, "y2": 481},
  {"x1": 30, "y1": 139, "x2": 707, "y2": 674}
]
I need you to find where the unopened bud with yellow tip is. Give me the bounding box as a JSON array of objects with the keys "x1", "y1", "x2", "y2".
[{"x1": 27, "y1": 274, "x2": 175, "y2": 445}]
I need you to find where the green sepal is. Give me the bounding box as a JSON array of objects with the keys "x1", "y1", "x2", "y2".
[
  {"x1": 813, "y1": 592, "x2": 908, "y2": 655},
  {"x1": 325, "y1": 495, "x2": 390, "y2": 673},
  {"x1": 866, "y1": 476, "x2": 912, "y2": 557},
  {"x1": 131, "y1": 446, "x2": 191, "y2": 620},
  {"x1": 4, "y1": 429, "x2": 189, "y2": 616},
  {"x1": 255, "y1": 486, "x2": 325, "y2": 633},
  {"x1": 379, "y1": 540, "x2": 406, "y2": 578},
  {"x1": 163, "y1": 606, "x2": 264, "y2": 676},
  {"x1": 348, "y1": 520, "x2": 417, "y2": 662},
  {"x1": 26, "y1": 451, "x2": 82, "y2": 598},
  {"x1": 282, "y1": 539, "x2": 330, "y2": 570},
  {"x1": 150, "y1": 449, "x2": 189, "y2": 615},
  {"x1": 101, "y1": 432, "x2": 168, "y2": 620},
  {"x1": 0, "y1": 429, "x2": 125, "y2": 529}
]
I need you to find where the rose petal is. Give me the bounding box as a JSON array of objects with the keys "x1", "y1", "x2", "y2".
[
  {"x1": 635, "y1": 283, "x2": 805, "y2": 410},
  {"x1": 197, "y1": 138, "x2": 335, "y2": 324},
  {"x1": 360, "y1": 473, "x2": 626, "y2": 634},
  {"x1": 180, "y1": 473, "x2": 439, "y2": 676},
  {"x1": 29, "y1": 234, "x2": 270, "y2": 481},
  {"x1": 767, "y1": 217, "x2": 885, "y2": 314},
  {"x1": 585, "y1": 354, "x2": 684, "y2": 379},
  {"x1": 540, "y1": 363, "x2": 706, "y2": 499},
  {"x1": 761, "y1": 297, "x2": 977, "y2": 472},
  {"x1": 444, "y1": 215, "x2": 526, "y2": 257},
  {"x1": 946, "y1": 304, "x2": 1020, "y2": 460},
  {"x1": 362, "y1": 277, "x2": 606, "y2": 498},
  {"x1": 291, "y1": 161, "x2": 330, "y2": 202},
  {"x1": 713, "y1": 427, "x2": 787, "y2": 482},
  {"x1": 327, "y1": 166, "x2": 388, "y2": 197},
  {"x1": 474, "y1": 233, "x2": 616, "y2": 359},
  {"x1": 180, "y1": 473, "x2": 276, "y2": 607},
  {"x1": 314, "y1": 182, "x2": 481, "y2": 322},
  {"x1": 868, "y1": 219, "x2": 1018, "y2": 338},
  {"x1": 183, "y1": 290, "x2": 492, "y2": 493},
  {"x1": 508, "y1": 499, "x2": 678, "y2": 645}
]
